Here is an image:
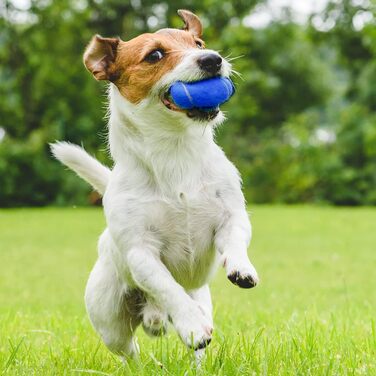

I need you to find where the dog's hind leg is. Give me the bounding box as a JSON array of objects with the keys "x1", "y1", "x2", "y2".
[{"x1": 85, "y1": 232, "x2": 143, "y2": 358}]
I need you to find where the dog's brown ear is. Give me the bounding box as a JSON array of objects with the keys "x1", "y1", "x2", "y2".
[
  {"x1": 83, "y1": 35, "x2": 120, "y2": 81},
  {"x1": 177, "y1": 10, "x2": 203, "y2": 38}
]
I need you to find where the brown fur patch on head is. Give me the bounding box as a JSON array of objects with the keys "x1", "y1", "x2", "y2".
[
  {"x1": 113, "y1": 29, "x2": 203, "y2": 103},
  {"x1": 83, "y1": 10, "x2": 206, "y2": 104}
]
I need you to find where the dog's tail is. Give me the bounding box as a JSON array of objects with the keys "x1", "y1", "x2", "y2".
[{"x1": 50, "y1": 142, "x2": 110, "y2": 195}]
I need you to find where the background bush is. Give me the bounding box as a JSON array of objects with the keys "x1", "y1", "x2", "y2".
[{"x1": 0, "y1": 0, "x2": 375, "y2": 206}]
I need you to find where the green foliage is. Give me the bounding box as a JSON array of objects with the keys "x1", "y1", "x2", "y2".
[
  {"x1": 221, "y1": 22, "x2": 331, "y2": 130},
  {"x1": 0, "y1": 0, "x2": 375, "y2": 206}
]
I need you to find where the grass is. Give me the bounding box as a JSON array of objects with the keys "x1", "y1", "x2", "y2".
[{"x1": 0, "y1": 206, "x2": 375, "y2": 375}]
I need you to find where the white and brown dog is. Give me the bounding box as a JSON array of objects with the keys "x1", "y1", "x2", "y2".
[{"x1": 51, "y1": 9, "x2": 259, "y2": 358}]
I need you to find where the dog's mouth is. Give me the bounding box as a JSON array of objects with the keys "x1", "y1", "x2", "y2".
[{"x1": 162, "y1": 90, "x2": 219, "y2": 121}]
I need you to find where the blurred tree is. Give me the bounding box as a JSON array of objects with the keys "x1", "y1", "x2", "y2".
[
  {"x1": 0, "y1": 0, "x2": 375, "y2": 206},
  {"x1": 0, "y1": 0, "x2": 263, "y2": 206}
]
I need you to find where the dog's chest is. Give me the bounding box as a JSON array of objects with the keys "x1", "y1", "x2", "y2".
[{"x1": 151, "y1": 185, "x2": 226, "y2": 288}]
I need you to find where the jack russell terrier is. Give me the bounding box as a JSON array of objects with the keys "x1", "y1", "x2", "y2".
[{"x1": 51, "y1": 9, "x2": 259, "y2": 359}]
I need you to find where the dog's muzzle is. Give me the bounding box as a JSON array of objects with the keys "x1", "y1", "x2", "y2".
[{"x1": 162, "y1": 90, "x2": 219, "y2": 121}]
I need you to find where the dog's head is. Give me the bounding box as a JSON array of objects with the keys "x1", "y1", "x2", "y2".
[{"x1": 83, "y1": 10, "x2": 231, "y2": 127}]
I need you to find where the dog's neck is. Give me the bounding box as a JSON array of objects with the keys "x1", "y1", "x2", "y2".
[{"x1": 108, "y1": 84, "x2": 216, "y2": 189}]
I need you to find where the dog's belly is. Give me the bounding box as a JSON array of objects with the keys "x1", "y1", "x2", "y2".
[{"x1": 153, "y1": 190, "x2": 225, "y2": 290}]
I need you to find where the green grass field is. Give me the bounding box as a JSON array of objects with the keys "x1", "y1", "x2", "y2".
[{"x1": 0, "y1": 206, "x2": 375, "y2": 375}]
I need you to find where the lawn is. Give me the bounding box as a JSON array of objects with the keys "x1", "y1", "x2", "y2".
[{"x1": 0, "y1": 206, "x2": 375, "y2": 375}]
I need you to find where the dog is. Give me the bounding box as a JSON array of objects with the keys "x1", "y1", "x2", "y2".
[{"x1": 51, "y1": 9, "x2": 259, "y2": 358}]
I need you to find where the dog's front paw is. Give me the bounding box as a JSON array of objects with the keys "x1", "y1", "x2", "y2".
[
  {"x1": 171, "y1": 302, "x2": 213, "y2": 350},
  {"x1": 224, "y1": 255, "x2": 259, "y2": 289},
  {"x1": 227, "y1": 270, "x2": 258, "y2": 288}
]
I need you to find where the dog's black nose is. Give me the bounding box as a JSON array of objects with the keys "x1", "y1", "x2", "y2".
[{"x1": 198, "y1": 53, "x2": 222, "y2": 75}]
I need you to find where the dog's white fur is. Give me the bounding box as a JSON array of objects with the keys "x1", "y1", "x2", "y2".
[{"x1": 51, "y1": 45, "x2": 258, "y2": 356}]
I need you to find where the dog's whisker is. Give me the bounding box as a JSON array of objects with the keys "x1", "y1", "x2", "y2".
[
  {"x1": 227, "y1": 55, "x2": 245, "y2": 62},
  {"x1": 231, "y1": 69, "x2": 242, "y2": 76},
  {"x1": 231, "y1": 69, "x2": 244, "y2": 81}
]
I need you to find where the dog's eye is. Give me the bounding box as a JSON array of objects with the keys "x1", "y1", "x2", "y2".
[
  {"x1": 196, "y1": 41, "x2": 204, "y2": 49},
  {"x1": 145, "y1": 49, "x2": 164, "y2": 63}
]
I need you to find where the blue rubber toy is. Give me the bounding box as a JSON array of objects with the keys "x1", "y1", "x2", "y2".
[{"x1": 169, "y1": 77, "x2": 235, "y2": 111}]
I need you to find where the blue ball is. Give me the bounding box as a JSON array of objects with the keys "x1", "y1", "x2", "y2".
[{"x1": 169, "y1": 77, "x2": 235, "y2": 111}]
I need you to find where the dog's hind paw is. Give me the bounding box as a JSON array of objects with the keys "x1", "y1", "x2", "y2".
[{"x1": 142, "y1": 303, "x2": 168, "y2": 337}]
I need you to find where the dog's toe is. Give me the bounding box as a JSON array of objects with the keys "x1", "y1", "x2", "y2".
[
  {"x1": 142, "y1": 306, "x2": 168, "y2": 337},
  {"x1": 195, "y1": 337, "x2": 211, "y2": 350},
  {"x1": 228, "y1": 271, "x2": 257, "y2": 289},
  {"x1": 142, "y1": 322, "x2": 167, "y2": 337}
]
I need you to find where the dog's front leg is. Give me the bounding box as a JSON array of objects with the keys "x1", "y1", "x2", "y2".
[
  {"x1": 215, "y1": 209, "x2": 259, "y2": 288},
  {"x1": 125, "y1": 245, "x2": 213, "y2": 350}
]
